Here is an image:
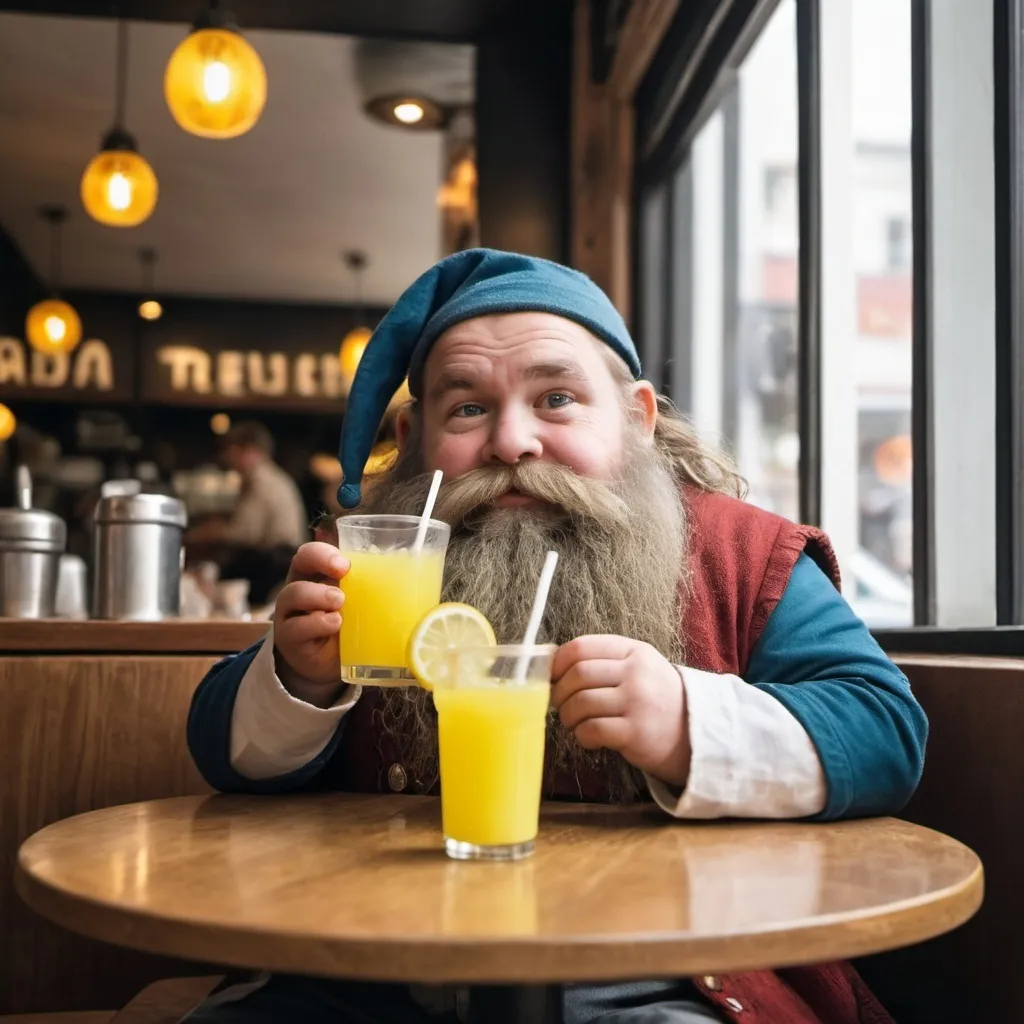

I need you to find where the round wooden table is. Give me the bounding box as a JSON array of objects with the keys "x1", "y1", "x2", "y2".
[{"x1": 17, "y1": 793, "x2": 982, "y2": 1023}]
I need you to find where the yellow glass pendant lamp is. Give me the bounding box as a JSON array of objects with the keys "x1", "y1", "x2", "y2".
[
  {"x1": 165, "y1": 2, "x2": 267, "y2": 139},
  {"x1": 339, "y1": 326, "x2": 372, "y2": 389},
  {"x1": 80, "y1": 21, "x2": 158, "y2": 228},
  {"x1": 0, "y1": 404, "x2": 15, "y2": 443},
  {"x1": 25, "y1": 207, "x2": 83, "y2": 357},
  {"x1": 338, "y1": 251, "x2": 373, "y2": 392}
]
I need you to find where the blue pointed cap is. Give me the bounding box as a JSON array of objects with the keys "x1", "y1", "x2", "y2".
[{"x1": 336, "y1": 248, "x2": 640, "y2": 508}]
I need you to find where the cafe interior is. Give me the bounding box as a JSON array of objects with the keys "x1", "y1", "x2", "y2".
[{"x1": 0, "y1": 0, "x2": 1016, "y2": 1022}]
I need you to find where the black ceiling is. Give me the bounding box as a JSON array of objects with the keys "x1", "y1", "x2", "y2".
[{"x1": 0, "y1": 0, "x2": 563, "y2": 42}]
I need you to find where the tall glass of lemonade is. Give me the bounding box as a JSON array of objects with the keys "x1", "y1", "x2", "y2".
[
  {"x1": 435, "y1": 644, "x2": 554, "y2": 861},
  {"x1": 336, "y1": 514, "x2": 450, "y2": 684}
]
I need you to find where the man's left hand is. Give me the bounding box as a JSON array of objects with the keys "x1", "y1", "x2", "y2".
[{"x1": 551, "y1": 635, "x2": 692, "y2": 789}]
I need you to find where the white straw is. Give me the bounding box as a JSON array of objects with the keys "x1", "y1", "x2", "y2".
[
  {"x1": 515, "y1": 550, "x2": 559, "y2": 682},
  {"x1": 412, "y1": 469, "x2": 443, "y2": 552}
]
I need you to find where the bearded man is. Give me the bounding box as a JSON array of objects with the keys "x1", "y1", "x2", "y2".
[{"x1": 187, "y1": 249, "x2": 927, "y2": 1024}]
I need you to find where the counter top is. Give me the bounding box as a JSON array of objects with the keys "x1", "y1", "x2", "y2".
[{"x1": 0, "y1": 619, "x2": 269, "y2": 655}]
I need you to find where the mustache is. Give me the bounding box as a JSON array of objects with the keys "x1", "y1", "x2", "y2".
[{"x1": 409, "y1": 462, "x2": 632, "y2": 532}]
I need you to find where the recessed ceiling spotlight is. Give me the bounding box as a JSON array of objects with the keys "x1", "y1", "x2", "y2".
[{"x1": 365, "y1": 95, "x2": 446, "y2": 130}]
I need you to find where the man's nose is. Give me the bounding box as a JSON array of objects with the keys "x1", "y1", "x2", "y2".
[{"x1": 483, "y1": 408, "x2": 543, "y2": 465}]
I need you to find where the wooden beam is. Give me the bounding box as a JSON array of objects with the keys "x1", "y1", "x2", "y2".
[
  {"x1": 572, "y1": 0, "x2": 634, "y2": 319},
  {"x1": 610, "y1": 0, "x2": 683, "y2": 101},
  {"x1": 571, "y1": 0, "x2": 678, "y2": 325}
]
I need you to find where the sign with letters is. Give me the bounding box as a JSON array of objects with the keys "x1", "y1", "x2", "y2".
[
  {"x1": 0, "y1": 292, "x2": 385, "y2": 411},
  {"x1": 0, "y1": 335, "x2": 116, "y2": 392},
  {"x1": 139, "y1": 299, "x2": 385, "y2": 412}
]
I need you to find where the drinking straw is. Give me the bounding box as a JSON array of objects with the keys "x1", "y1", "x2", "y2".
[
  {"x1": 515, "y1": 550, "x2": 559, "y2": 682},
  {"x1": 412, "y1": 469, "x2": 443, "y2": 552}
]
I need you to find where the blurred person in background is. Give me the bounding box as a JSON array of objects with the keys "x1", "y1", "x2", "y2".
[
  {"x1": 187, "y1": 420, "x2": 310, "y2": 606},
  {"x1": 188, "y1": 420, "x2": 308, "y2": 551}
]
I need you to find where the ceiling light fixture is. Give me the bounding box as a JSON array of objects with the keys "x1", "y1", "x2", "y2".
[
  {"x1": 81, "y1": 20, "x2": 158, "y2": 228},
  {"x1": 25, "y1": 207, "x2": 83, "y2": 357},
  {"x1": 137, "y1": 247, "x2": 163, "y2": 321},
  {"x1": 365, "y1": 95, "x2": 445, "y2": 131},
  {"x1": 165, "y1": 0, "x2": 267, "y2": 139}
]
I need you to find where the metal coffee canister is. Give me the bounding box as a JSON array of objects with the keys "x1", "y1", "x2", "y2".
[
  {"x1": 0, "y1": 466, "x2": 67, "y2": 619},
  {"x1": 92, "y1": 492, "x2": 188, "y2": 621}
]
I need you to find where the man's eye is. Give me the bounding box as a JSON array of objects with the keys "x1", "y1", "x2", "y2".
[
  {"x1": 544, "y1": 392, "x2": 574, "y2": 409},
  {"x1": 453, "y1": 403, "x2": 486, "y2": 418}
]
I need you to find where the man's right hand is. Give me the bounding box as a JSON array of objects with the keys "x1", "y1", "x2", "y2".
[{"x1": 273, "y1": 542, "x2": 349, "y2": 707}]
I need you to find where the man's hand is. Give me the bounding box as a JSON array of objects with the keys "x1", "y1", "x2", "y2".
[
  {"x1": 551, "y1": 636, "x2": 691, "y2": 789},
  {"x1": 273, "y1": 542, "x2": 349, "y2": 707}
]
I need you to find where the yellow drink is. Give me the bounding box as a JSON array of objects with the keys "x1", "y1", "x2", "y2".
[
  {"x1": 435, "y1": 680, "x2": 549, "y2": 851},
  {"x1": 338, "y1": 549, "x2": 445, "y2": 675}
]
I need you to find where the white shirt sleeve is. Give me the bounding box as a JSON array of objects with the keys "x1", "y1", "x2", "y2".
[
  {"x1": 645, "y1": 666, "x2": 827, "y2": 819},
  {"x1": 229, "y1": 630, "x2": 362, "y2": 780}
]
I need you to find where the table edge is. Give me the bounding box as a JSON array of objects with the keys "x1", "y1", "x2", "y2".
[{"x1": 14, "y1": 834, "x2": 984, "y2": 984}]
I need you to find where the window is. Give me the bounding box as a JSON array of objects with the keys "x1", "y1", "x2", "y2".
[
  {"x1": 662, "y1": 0, "x2": 801, "y2": 523},
  {"x1": 835, "y1": 0, "x2": 914, "y2": 626},
  {"x1": 637, "y1": 0, "x2": 1016, "y2": 642}
]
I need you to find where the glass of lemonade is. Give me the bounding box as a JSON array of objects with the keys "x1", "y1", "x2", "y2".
[
  {"x1": 336, "y1": 514, "x2": 450, "y2": 684},
  {"x1": 434, "y1": 644, "x2": 555, "y2": 861}
]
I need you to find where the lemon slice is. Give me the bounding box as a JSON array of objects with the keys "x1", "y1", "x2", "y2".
[{"x1": 408, "y1": 602, "x2": 496, "y2": 690}]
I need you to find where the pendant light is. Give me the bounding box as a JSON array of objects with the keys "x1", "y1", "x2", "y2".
[
  {"x1": 0, "y1": 404, "x2": 15, "y2": 443},
  {"x1": 81, "y1": 20, "x2": 158, "y2": 228},
  {"x1": 25, "y1": 207, "x2": 83, "y2": 357},
  {"x1": 339, "y1": 251, "x2": 372, "y2": 392},
  {"x1": 164, "y1": 0, "x2": 267, "y2": 139},
  {"x1": 137, "y1": 247, "x2": 163, "y2": 321}
]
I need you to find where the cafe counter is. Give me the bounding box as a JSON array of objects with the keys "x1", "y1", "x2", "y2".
[{"x1": 0, "y1": 618, "x2": 269, "y2": 1016}]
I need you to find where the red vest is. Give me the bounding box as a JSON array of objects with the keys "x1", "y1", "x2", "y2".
[{"x1": 330, "y1": 487, "x2": 894, "y2": 1024}]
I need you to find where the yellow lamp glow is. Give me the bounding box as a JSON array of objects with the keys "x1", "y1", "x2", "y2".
[
  {"x1": 81, "y1": 146, "x2": 158, "y2": 227},
  {"x1": 25, "y1": 299, "x2": 83, "y2": 356},
  {"x1": 138, "y1": 299, "x2": 163, "y2": 321},
  {"x1": 0, "y1": 404, "x2": 15, "y2": 443},
  {"x1": 210, "y1": 413, "x2": 231, "y2": 435},
  {"x1": 164, "y1": 26, "x2": 267, "y2": 139},
  {"x1": 339, "y1": 326, "x2": 372, "y2": 389}
]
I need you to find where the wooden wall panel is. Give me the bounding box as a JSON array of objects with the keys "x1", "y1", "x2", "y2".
[
  {"x1": 857, "y1": 656, "x2": 1024, "y2": 1023},
  {"x1": 1, "y1": 656, "x2": 216, "y2": 1015}
]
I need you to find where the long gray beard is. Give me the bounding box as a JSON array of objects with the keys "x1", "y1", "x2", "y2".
[{"x1": 355, "y1": 438, "x2": 688, "y2": 803}]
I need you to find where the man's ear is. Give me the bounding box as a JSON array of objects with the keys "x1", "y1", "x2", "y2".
[
  {"x1": 629, "y1": 380, "x2": 659, "y2": 439},
  {"x1": 395, "y1": 405, "x2": 414, "y2": 450}
]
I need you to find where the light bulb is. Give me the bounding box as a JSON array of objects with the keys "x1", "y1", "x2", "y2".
[
  {"x1": 44, "y1": 316, "x2": 67, "y2": 343},
  {"x1": 138, "y1": 299, "x2": 163, "y2": 321},
  {"x1": 203, "y1": 60, "x2": 232, "y2": 102},
  {"x1": 81, "y1": 148, "x2": 158, "y2": 227},
  {"x1": 106, "y1": 171, "x2": 133, "y2": 211},
  {"x1": 210, "y1": 413, "x2": 231, "y2": 435},
  {"x1": 164, "y1": 27, "x2": 267, "y2": 139},
  {"x1": 26, "y1": 299, "x2": 82, "y2": 355},
  {"x1": 393, "y1": 101, "x2": 424, "y2": 125}
]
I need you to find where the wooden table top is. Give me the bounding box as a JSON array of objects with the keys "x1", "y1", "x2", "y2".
[{"x1": 16, "y1": 793, "x2": 983, "y2": 985}]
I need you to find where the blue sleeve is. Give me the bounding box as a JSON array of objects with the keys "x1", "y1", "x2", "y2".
[
  {"x1": 748, "y1": 553, "x2": 928, "y2": 820},
  {"x1": 187, "y1": 640, "x2": 348, "y2": 794}
]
